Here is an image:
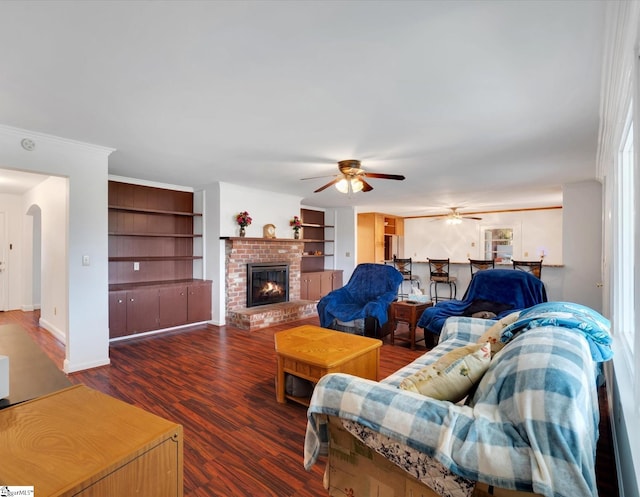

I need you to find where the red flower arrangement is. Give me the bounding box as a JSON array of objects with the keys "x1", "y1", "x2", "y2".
[
  {"x1": 289, "y1": 215, "x2": 302, "y2": 231},
  {"x1": 236, "y1": 211, "x2": 252, "y2": 227}
]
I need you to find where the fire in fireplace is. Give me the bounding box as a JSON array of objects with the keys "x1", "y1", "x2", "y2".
[{"x1": 247, "y1": 262, "x2": 289, "y2": 307}]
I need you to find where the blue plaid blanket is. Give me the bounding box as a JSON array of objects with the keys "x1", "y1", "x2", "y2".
[{"x1": 305, "y1": 308, "x2": 611, "y2": 497}]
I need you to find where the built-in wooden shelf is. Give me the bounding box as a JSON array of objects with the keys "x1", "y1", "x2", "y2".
[
  {"x1": 220, "y1": 237, "x2": 304, "y2": 242},
  {"x1": 109, "y1": 256, "x2": 203, "y2": 262},
  {"x1": 108, "y1": 205, "x2": 202, "y2": 217},
  {"x1": 109, "y1": 232, "x2": 202, "y2": 237},
  {"x1": 301, "y1": 223, "x2": 334, "y2": 229},
  {"x1": 109, "y1": 278, "x2": 206, "y2": 291}
]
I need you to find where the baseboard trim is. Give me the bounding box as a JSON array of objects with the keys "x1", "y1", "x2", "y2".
[
  {"x1": 63, "y1": 357, "x2": 111, "y2": 374},
  {"x1": 38, "y1": 317, "x2": 65, "y2": 345}
]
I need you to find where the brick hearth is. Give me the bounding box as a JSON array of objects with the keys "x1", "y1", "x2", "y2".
[{"x1": 223, "y1": 237, "x2": 317, "y2": 330}]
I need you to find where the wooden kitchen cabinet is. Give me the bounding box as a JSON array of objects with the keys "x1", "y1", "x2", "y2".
[
  {"x1": 0, "y1": 384, "x2": 183, "y2": 497},
  {"x1": 357, "y1": 212, "x2": 404, "y2": 263}
]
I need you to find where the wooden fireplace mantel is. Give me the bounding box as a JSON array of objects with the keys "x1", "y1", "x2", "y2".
[{"x1": 220, "y1": 237, "x2": 303, "y2": 242}]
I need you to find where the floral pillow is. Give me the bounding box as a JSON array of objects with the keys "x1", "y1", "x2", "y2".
[
  {"x1": 398, "y1": 342, "x2": 491, "y2": 402},
  {"x1": 477, "y1": 311, "x2": 521, "y2": 356}
]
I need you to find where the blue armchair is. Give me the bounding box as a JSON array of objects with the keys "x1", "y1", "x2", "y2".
[
  {"x1": 417, "y1": 268, "x2": 547, "y2": 336},
  {"x1": 317, "y1": 263, "x2": 403, "y2": 331}
]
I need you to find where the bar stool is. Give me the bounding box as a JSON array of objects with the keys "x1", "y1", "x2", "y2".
[
  {"x1": 469, "y1": 258, "x2": 495, "y2": 278},
  {"x1": 512, "y1": 260, "x2": 543, "y2": 279},
  {"x1": 393, "y1": 256, "x2": 420, "y2": 300},
  {"x1": 428, "y1": 258, "x2": 457, "y2": 303}
]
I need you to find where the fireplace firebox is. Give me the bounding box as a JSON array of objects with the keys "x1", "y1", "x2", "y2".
[{"x1": 247, "y1": 262, "x2": 289, "y2": 307}]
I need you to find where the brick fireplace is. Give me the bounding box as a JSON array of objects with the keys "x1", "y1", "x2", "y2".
[{"x1": 224, "y1": 237, "x2": 317, "y2": 330}]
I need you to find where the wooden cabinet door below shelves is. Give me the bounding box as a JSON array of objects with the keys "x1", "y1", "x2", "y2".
[
  {"x1": 319, "y1": 271, "x2": 334, "y2": 298},
  {"x1": 300, "y1": 275, "x2": 309, "y2": 300},
  {"x1": 109, "y1": 291, "x2": 128, "y2": 338},
  {"x1": 302, "y1": 273, "x2": 323, "y2": 301},
  {"x1": 159, "y1": 286, "x2": 188, "y2": 328},
  {"x1": 187, "y1": 282, "x2": 212, "y2": 322},
  {"x1": 331, "y1": 271, "x2": 343, "y2": 291},
  {"x1": 126, "y1": 288, "x2": 160, "y2": 334}
]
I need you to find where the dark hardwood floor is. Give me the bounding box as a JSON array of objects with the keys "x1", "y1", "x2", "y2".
[{"x1": 1, "y1": 310, "x2": 619, "y2": 497}]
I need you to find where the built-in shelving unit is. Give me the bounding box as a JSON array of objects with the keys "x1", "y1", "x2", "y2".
[
  {"x1": 299, "y1": 208, "x2": 342, "y2": 300},
  {"x1": 108, "y1": 181, "x2": 211, "y2": 339}
]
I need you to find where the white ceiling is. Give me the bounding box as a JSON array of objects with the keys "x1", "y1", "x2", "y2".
[{"x1": 0, "y1": 0, "x2": 606, "y2": 216}]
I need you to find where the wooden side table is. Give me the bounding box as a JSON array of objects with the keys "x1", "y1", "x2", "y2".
[{"x1": 390, "y1": 300, "x2": 433, "y2": 350}]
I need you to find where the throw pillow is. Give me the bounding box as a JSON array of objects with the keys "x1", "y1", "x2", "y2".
[
  {"x1": 398, "y1": 342, "x2": 491, "y2": 402},
  {"x1": 477, "y1": 311, "x2": 521, "y2": 355}
]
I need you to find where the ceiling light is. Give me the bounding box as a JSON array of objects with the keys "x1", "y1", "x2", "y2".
[
  {"x1": 335, "y1": 177, "x2": 363, "y2": 194},
  {"x1": 335, "y1": 178, "x2": 349, "y2": 193},
  {"x1": 351, "y1": 178, "x2": 364, "y2": 193},
  {"x1": 446, "y1": 217, "x2": 462, "y2": 225}
]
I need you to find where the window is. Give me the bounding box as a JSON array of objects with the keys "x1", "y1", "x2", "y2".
[
  {"x1": 483, "y1": 228, "x2": 513, "y2": 262},
  {"x1": 617, "y1": 101, "x2": 635, "y2": 359}
]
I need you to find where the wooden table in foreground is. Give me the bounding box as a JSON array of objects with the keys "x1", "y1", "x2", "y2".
[
  {"x1": 274, "y1": 325, "x2": 382, "y2": 405},
  {"x1": 0, "y1": 384, "x2": 183, "y2": 497}
]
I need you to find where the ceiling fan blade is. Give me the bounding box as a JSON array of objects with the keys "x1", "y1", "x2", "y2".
[
  {"x1": 362, "y1": 172, "x2": 405, "y2": 181},
  {"x1": 301, "y1": 174, "x2": 337, "y2": 180},
  {"x1": 314, "y1": 178, "x2": 340, "y2": 193},
  {"x1": 360, "y1": 179, "x2": 374, "y2": 192},
  {"x1": 463, "y1": 216, "x2": 483, "y2": 220}
]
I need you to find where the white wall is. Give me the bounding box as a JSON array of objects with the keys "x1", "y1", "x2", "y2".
[
  {"x1": 403, "y1": 208, "x2": 563, "y2": 264},
  {"x1": 315, "y1": 206, "x2": 359, "y2": 284},
  {"x1": 217, "y1": 182, "x2": 305, "y2": 239},
  {"x1": 24, "y1": 204, "x2": 42, "y2": 311},
  {"x1": 0, "y1": 124, "x2": 112, "y2": 373},
  {"x1": 562, "y1": 181, "x2": 603, "y2": 312},
  {"x1": 22, "y1": 177, "x2": 68, "y2": 341}
]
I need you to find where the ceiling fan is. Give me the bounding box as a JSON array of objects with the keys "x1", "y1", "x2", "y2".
[
  {"x1": 301, "y1": 159, "x2": 405, "y2": 193},
  {"x1": 435, "y1": 207, "x2": 483, "y2": 224}
]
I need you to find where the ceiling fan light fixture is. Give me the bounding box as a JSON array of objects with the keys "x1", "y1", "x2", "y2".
[
  {"x1": 446, "y1": 216, "x2": 462, "y2": 225},
  {"x1": 351, "y1": 178, "x2": 364, "y2": 193},
  {"x1": 335, "y1": 176, "x2": 363, "y2": 194},
  {"x1": 335, "y1": 178, "x2": 349, "y2": 193}
]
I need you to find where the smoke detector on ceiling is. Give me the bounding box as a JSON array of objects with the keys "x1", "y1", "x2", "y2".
[{"x1": 21, "y1": 138, "x2": 36, "y2": 151}]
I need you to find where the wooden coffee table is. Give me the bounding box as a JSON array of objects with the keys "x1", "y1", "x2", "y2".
[{"x1": 274, "y1": 325, "x2": 382, "y2": 405}]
